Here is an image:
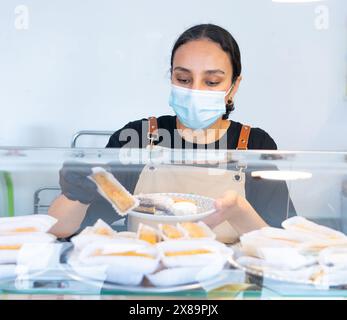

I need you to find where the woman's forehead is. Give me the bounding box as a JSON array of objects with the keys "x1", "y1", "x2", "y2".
[{"x1": 172, "y1": 39, "x2": 232, "y2": 74}]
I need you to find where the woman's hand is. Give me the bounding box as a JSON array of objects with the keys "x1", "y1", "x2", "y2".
[
  {"x1": 203, "y1": 190, "x2": 268, "y2": 236},
  {"x1": 49, "y1": 161, "x2": 105, "y2": 238},
  {"x1": 59, "y1": 161, "x2": 98, "y2": 205}
]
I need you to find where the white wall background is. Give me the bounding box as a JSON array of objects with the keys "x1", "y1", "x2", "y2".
[
  {"x1": 0, "y1": 0, "x2": 346, "y2": 150},
  {"x1": 0, "y1": 0, "x2": 346, "y2": 220}
]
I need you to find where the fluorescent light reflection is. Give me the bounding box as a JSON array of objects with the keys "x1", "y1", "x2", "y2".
[{"x1": 251, "y1": 170, "x2": 312, "y2": 181}]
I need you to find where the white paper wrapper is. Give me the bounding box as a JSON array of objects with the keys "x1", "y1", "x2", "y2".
[
  {"x1": 0, "y1": 215, "x2": 57, "y2": 235},
  {"x1": 0, "y1": 251, "x2": 18, "y2": 264},
  {"x1": 76, "y1": 239, "x2": 160, "y2": 275},
  {"x1": 116, "y1": 231, "x2": 137, "y2": 239},
  {"x1": 297, "y1": 239, "x2": 347, "y2": 255},
  {"x1": 89, "y1": 167, "x2": 139, "y2": 216},
  {"x1": 171, "y1": 202, "x2": 198, "y2": 216},
  {"x1": 240, "y1": 232, "x2": 299, "y2": 258},
  {"x1": 282, "y1": 216, "x2": 347, "y2": 241},
  {"x1": 0, "y1": 233, "x2": 56, "y2": 264},
  {"x1": 236, "y1": 256, "x2": 320, "y2": 282},
  {"x1": 146, "y1": 258, "x2": 226, "y2": 287},
  {"x1": 319, "y1": 270, "x2": 347, "y2": 287},
  {"x1": 258, "y1": 247, "x2": 317, "y2": 270},
  {"x1": 71, "y1": 219, "x2": 117, "y2": 250},
  {"x1": 68, "y1": 240, "x2": 159, "y2": 286},
  {"x1": 158, "y1": 223, "x2": 187, "y2": 241},
  {"x1": 68, "y1": 250, "x2": 143, "y2": 286},
  {"x1": 157, "y1": 239, "x2": 228, "y2": 268},
  {"x1": 136, "y1": 193, "x2": 175, "y2": 213},
  {"x1": 136, "y1": 223, "x2": 161, "y2": 245},
  {"x1": 259, "y1": 227, "x2": 317, "y2": 243},
  {"x1": 0, "y1": 232, "x2": 56, "y2": 246},
  {"x1": 0, "y1": 264, "x2": 17, "y2": 280},
  {"x1": 17, "y1": 243, "x2": 63, "y2": 272},
  {"x1": 236, "y1": 217, "x2": 347, "y2": 287},
  {"x1": 178, "y1": 222, "x2": 216, "y2": 241},
  {"x1": 319, "y1": 247, "x2": 347, "y2": 270}
]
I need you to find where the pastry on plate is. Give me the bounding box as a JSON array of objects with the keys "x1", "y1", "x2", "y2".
[
  {"x1": 171, "y1": 202, "x2": 198, "y2": 216},
  {"x1": 135, "y1": 194, "x2": 175, "y2": 215}
]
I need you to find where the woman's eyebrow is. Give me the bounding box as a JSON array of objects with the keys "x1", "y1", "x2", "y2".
[
  {"x1": 173, "y1": 67, "x2": 191, "y2": 73},
  {"x1": 204, "y1": 69, "x2": 225, "y2": 75}
]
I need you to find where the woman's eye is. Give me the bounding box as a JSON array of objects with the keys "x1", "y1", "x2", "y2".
[
  {"x1": 206, "y1": 81, "x2": 220, "y2": 86},
  {"x1": 177, "y1": 79, "x2": 191, "y2": 84}
]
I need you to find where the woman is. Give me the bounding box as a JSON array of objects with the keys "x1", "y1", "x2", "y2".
[{"x1": 49, "y1": 24, "x2": 295, "y2": 240}]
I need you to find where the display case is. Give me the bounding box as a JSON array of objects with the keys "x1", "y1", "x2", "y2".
[{"x1": 0, "y1": 147, "x2": 347, "y2": 300}]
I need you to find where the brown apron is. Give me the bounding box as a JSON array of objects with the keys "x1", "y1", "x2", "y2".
[{"x1": 132, "y1": 117, "x2": 251, "y2": 244}]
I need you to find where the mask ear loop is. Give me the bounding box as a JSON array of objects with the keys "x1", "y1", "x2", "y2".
[{"x1": 223, "y1": 84, "x2": 235, "y2": 120}]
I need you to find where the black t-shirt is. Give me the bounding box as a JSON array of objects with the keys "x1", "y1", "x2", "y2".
[
  {"x1": 83, "y1": 115, "x2": 296, "y2": 229},
  {"x1": 106, "y1": 115, "x2": 277, "y2": 150}
]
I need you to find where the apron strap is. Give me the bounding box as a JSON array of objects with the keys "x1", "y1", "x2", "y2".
[
  {"x1": 147, "y1": 116, "x2": 159, "y2": 146},
  {"x1": 236, "y1": 125, "x2": 251, "y2": 150}
]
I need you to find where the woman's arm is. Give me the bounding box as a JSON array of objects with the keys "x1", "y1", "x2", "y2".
[
  {"x1": 47, "y1": 162, "x2": 99, "y2": 238},
  {"x1": 203, "y1": 190, "x2": 268, "y2": 236},
  {"x1": 48, "y1": 195, "x2": 89, "y2": 238}
]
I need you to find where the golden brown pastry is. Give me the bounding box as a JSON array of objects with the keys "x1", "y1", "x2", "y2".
[
  {"x1": 138, "y1": 225, "x2": 159, "y2": 245},
  {"x1": 91, "y1": 171, "x2": 137, "y2": 215},
  {"x1": 161, "y1": 224, "x2": 184, "y2": 239},
  {"x1": 164, "y1": 249, "x2": 212, "y2": 257},
  {"x1": 0, "y1": 245, "x2": 22, "y2": 250},
  {"x1": 180, "y1": 222, "x2": 207, "y2": 238},
  {"x1": 92, "y1": 249, "x2": 155, "y2": 259}
]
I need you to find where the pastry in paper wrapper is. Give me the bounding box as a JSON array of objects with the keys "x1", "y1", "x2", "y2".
[
  {"x1": 159, "y1": 224, "x2": 186, "y2": 241},
  {"x1": 298, "y1": 238, "x2": 347, "y2": 254},
  {"x1": 146, "y1": 260, "x2": 226, "y2": 287},
  {"x1": 236, "y1": 217, "x2": 347, "y2": 286},
  {"x1": 240, "y1": 231, "x2": 299, "y2": 258},
  {"x1": 135, "y1": 194, "x2": 174, "y2": 214},
  {"x1": 236, "y1": 256, "x2": 321, "y2": 282},
  {"x1": 319, "y1": 247, "x2": 347, "y2": 270},
  {"x1": 116, "y1": 231, "x2": 137, "y2": 239},
  {"x1": 137, "y1": 223, "x2": 161, "y2": 245},
  {"x1": 0, "y1": 233, "x2": 56, "y2": 264},
  {"x1": 0, "y1": 215, "x2": 57, "y2": 235},
  {"x1": 157, "y1": 239, "x2": 229, "y2": 268},
  {"x1": 69, "y1": 239, "x2": 160, "y2": 285},
  {"x1": 171, "y1": 201, "x2": 198, "y2": 216},
  {"x1": 178, "y1": 222, "x2": 215, "y2": 240},
  {"x1": 71, "y1": 219, "x2": 117, "y2": 250},
  {"x1": 148, "y1": 239, "x2": 230, "y2": 286},
  {"x1": 282, "y1": 217, "x2": 347, "y2": 241},
  {"x1": 89, "y1": 167, "x2": 139, "y2": 216},
  {"x1": 260, "y1": 227, "x2": 318, "y2": 243}
]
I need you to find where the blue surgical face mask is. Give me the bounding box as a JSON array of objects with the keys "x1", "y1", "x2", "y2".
[{"x1": 169, "y1": 84, "x2": 233, "y2": 130}]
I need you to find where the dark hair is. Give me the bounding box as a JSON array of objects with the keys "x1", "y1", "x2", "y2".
[{"x1": 170, "y1": 24, "x2": 242, "y2": 119}]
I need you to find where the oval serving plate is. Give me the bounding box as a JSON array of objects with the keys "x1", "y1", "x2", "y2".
[
  {"x1": 128, "y1": 193, "x2": 216, "y2": 222},
  {"x1": 227, "y1": 248, "x2": 327, "y2": 287},
  {"x1": 62, "y1": 265, "x2": 204, "y2": 294}
]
